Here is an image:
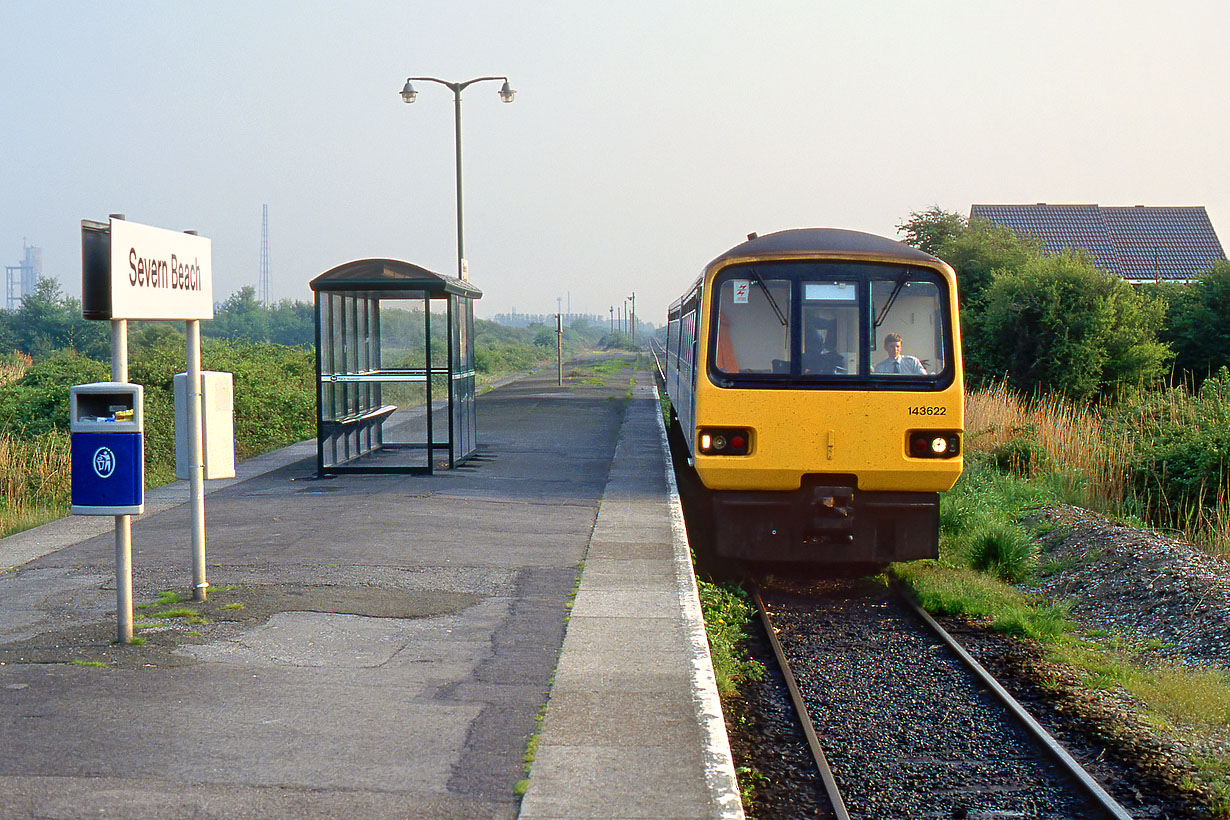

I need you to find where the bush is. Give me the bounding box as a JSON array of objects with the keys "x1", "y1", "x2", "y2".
[
  {"x1": 0, "y1": 349, "x2": 109, "y2": 435},
  {"x1": 474, "y1": 342, "x2": 539, "y2": 376},
  {"x1": 1151, "y1": 260, "x2": 1230, "y2": 386},
  {"x1": 989, "y1": 433, "x2": 1051, "y2": 477},
  {"x1": 128, "y1": 338, "x2": 315, "y2": 470},
  {"x1": 976, "y1": 250, "x2": 1171, "y2": 402},
  {"x1": 1112, "y1": 368, "x2": 1230, "y2": 521}
]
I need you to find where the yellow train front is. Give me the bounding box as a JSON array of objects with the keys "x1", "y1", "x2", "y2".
[{"x1": 665, "y1": 228, "x2": 963, "y2": 566}]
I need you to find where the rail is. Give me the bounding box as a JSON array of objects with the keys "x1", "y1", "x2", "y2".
[
  {"x1": 752, "y1": 582, "x2": 1136, "y2": 818},
  {"x1": 647, "y1": 336, "x2": 666, "y2": 384},
  {"x1": 895, "y1": 585, "x2": 1135, "y2": 820},
  {"x1": 750, "y1": 585, "x2": 850, "y2": 819}
]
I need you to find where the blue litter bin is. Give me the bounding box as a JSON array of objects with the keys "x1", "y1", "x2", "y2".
[{"x1": 70, "y1": 382, "x2": 144, "y2": 515}]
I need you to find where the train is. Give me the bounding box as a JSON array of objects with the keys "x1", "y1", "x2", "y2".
[{"x1": 664, "y1": 228, "x2": 964, "y2": 567}]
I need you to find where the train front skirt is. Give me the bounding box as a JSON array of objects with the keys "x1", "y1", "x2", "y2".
[{"x1": 710, "y1": 477, "x2": 939, "y2": 563}]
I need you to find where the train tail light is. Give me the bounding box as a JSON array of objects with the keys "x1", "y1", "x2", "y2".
[
  {"x1": 699, "y1": 427, "x2": 750, "y2": 455},
  {"x1": 908, "y1": 430, "x2": 961, "y2": 459}
]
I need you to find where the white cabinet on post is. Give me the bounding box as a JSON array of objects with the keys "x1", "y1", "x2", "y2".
[{"x1": 175, "y1": 370, "x2": 236, "y2": 480}]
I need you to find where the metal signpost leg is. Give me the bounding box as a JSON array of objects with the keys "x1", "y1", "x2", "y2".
[
  {"x1": 111, "y1": 318, "x2": 133, "y2": 644},
  {"x1": 187, "y1": 320, "x2": 208, "y2": 601}
]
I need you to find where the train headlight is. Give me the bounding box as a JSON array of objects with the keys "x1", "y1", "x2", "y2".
[
  {"x1": 699, "y1": 427, "x2": 750, "y2": 455},
  {"x1": 908, "y1": 431, "x2": 961, "y2": 459}
]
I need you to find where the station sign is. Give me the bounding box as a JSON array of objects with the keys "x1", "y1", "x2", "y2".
[{"x1": 107, "y1": 218, "x2": 213, "y2": 320}]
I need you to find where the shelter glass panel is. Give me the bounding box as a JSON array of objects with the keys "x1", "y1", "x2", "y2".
[{"x1": 450, "y1": 295, "x2": 478, "y2": 465}]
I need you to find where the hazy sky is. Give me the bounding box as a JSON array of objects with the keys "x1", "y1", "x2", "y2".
[{"x1": 2, "y1": 1, "x2": 1227, "y2": 325}]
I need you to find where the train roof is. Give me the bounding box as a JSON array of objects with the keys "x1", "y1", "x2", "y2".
[{"x1": 707, "y1": 228, "x2": 942, "y2": 268}]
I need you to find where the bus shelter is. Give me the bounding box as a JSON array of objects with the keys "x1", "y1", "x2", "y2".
[{"x1": 310, "y1": 258, "x2": 481, "y2": 475}]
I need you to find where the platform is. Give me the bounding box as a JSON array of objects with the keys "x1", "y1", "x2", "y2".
[{"x1": 0, "y1": 358, "x2": 742, "y2": 820}]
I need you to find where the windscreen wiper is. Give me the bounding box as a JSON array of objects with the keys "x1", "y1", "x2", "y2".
[
  {"x1": 873, "y1": 268, "x2": 912, "y2": 329},
  {"x1": 749, "y1": 268, "x2": 787, "y2": 327}
]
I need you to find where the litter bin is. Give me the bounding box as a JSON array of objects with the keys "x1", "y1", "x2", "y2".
[{"x1": 70, "y1": 382, "x2": 144, "y2": 515}]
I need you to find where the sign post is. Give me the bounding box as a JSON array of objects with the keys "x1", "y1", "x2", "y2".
[{"x1": 81, "y1": 216, "x2": 216, "y2": 638}]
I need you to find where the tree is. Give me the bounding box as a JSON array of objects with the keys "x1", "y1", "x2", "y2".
[
  {"x1": 939, "y1": 218, "x2": 1043, "y2": 313},
  {"x1": 976, "y1": 250, "x2": 1170, "y2": 402},
  {"x1": 1151, "y1": 261, "x2": 1230, "y2": 385},
  {"x1": 268, "y1": 299, "x2": 314, "y2": 347},
  {"x1": 206, "y1": 286, "x2": 271, "y2": 342},
  {"x1": 895, "y1": 206, "x2": 967, "y2": 256},
  {"x1": 2, "y1": 277, "x2": 108, "y2": 360}
]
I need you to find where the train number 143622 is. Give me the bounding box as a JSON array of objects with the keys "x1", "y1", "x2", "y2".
[{"x1": 908, "y1": 406, "x2": 947, "y2": 416}]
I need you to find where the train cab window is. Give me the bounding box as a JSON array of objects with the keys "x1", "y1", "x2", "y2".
[
  {"x1": 709, "y1": 261, "x2": 953, "y2": 388},
  {"x1": 801, "y1": 282, "x2": 858, "y2": 376},
  {"x1": 871, "y1": 278, "x2": 946, "y2": 377},
  {"x1": 713, "y1": 276, "x2": 792, "y2": 375}
]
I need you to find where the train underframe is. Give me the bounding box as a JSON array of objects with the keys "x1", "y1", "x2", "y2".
[{"x1": 709, "y1": 474, "x2": 939, "y2": 564}]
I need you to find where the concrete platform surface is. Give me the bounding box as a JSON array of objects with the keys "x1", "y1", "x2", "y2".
[{"x1": 0, "y1": 358, "x2": 742, "y2": 820}]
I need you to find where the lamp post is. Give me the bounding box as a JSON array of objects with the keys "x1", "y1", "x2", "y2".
[
  {"x1": 400, "y1": 75, "x2": 515, "y2": 281},
  {"x1": 627, "y1": 291, "x2": 636, "y2": 343}
]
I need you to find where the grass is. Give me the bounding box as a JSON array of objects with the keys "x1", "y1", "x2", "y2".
[
  {"x1": 0, "y1": 429, "x2": 71, "y2": 537},
  {"x1": 967, "y1": 380, "x2": 1230, "y2": 557},
  {"x1": 138, "y1": 591, "x2": 188, "y2": 609}
]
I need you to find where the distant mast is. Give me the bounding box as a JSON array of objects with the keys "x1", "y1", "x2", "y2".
[{"x1": 259, "y1": 204, "x2": 271, "y2": 308}]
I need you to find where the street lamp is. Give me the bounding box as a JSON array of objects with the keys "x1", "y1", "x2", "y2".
[
  {"x1": 627, "y1": 292, "x2": 636, "y2": 342},
  {"x1": 400, "y1": 75, "x2": 515, "y2": 281}
]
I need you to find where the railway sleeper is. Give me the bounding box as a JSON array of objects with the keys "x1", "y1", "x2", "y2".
[{"x1": 711, "y1": 476, "x2": 939, "y2": 564}]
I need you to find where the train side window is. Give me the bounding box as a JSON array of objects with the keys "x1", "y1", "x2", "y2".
[
  {"x1": 713, "y1": 277, "x2": 792, "y2": 374},
  {"x1": 870, "y1": 279, "x2": 945, "y2": 376}
]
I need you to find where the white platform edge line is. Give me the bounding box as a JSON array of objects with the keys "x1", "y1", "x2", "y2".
[{"x1": 653, "y1": 385, "x2": 747, "y2": 820}]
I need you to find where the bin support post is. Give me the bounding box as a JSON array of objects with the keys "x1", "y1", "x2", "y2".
[
  {"x1": 115, "y1": 515, "x2": 133, "y2": 643},
  {"x1": 187, "y1": 320, "x2": 208, "y2": 601},
  {"x1": 111, "y1": 319, "x2": 134, "y2": 643}
]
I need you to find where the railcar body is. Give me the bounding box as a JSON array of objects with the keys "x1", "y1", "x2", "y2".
[{"x1": 665, "y1": 228, "x2": 963, "y2": 565}]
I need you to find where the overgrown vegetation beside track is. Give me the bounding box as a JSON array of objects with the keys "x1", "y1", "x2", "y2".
[{"x1": 895, "y1": 384, "x2": 1230, "y2": 815}]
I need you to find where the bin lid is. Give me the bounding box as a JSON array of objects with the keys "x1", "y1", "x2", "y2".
[{"x1": 310, "y1": 259, "x2": 482, "y2": 298}]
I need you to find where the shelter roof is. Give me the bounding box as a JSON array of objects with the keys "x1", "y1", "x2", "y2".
[
  {"x1": 969, "y1": 204, "x2": 1226, "y2": 282},
  {"x1": 310, "y1": 258, "x2": 483, "y2": 298}
]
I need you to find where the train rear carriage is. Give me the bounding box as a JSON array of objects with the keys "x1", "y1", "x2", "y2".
[{"x1": 666, "y1": 228, "x2": 963, "y2": 566}]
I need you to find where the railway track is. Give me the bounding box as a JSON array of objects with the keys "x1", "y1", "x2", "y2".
[{"x1": 751, "y1": 580, "x2": 1136, "y2": 819}]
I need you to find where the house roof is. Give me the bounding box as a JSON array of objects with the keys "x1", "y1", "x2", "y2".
[{"x1": 969, "y1": 203, "x2": 1226, "y2": 282}]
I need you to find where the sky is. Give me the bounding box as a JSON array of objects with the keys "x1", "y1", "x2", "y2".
[{"x1": 2, "y1": 1, "x2": 1227, "y2": 326}]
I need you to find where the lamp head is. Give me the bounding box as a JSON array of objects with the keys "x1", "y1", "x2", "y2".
[
  {"x1": 400, "y1": 80, "x2": 417, "y2": 103},
  {"x1": 498, "y1": 80, "x2": 516, "y2": 103}
]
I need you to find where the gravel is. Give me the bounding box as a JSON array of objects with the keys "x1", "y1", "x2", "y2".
[
  {"x1": 763, "y1": 580, "x2": 1099, "y2": 819},
  {"x1": 724, "y1": 506, "x2": 1230, "y2": 818},
  {"x1": 1028, "y1": 505, "x2": 1230, "y2": 668}
]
